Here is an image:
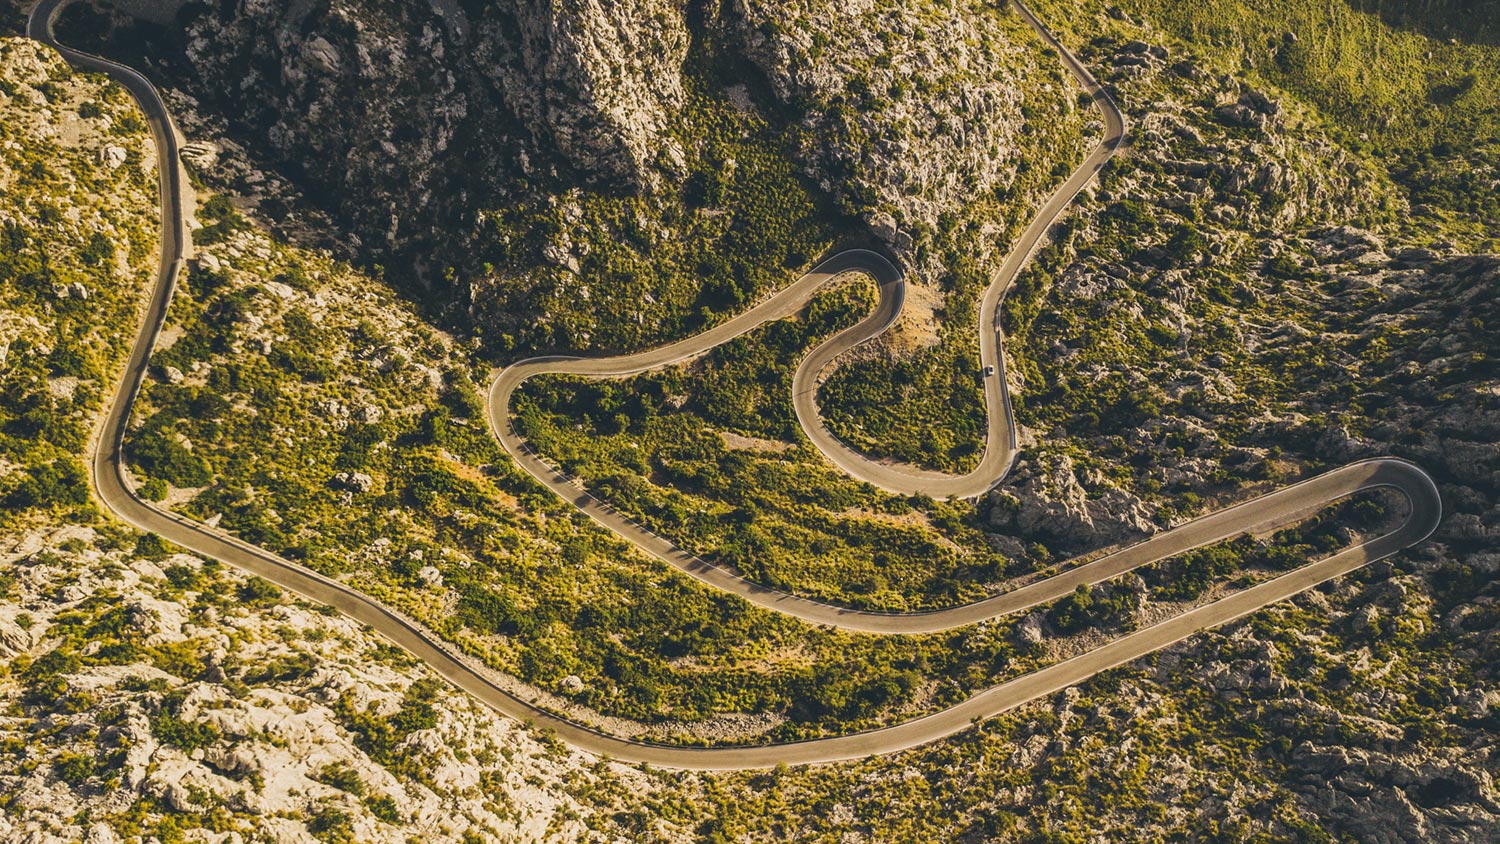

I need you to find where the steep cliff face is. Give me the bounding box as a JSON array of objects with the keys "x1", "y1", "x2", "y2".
[
  {"x1": 728, "y1": 0, "x2": 1084, "y2": 256},
  {"x1": 476, "y1": 0, "x2": 690, "y2": 188},
  {"x1": 170, "y1": 0, "x2": 690, "y2": 254},
  {"x1": 178, "y1": 0, "x2": 493, "y2": 251}
]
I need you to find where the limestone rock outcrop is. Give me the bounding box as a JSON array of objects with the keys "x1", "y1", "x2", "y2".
[{"x1": 173, "y1": 0, "x2": 691, "y2": 253}]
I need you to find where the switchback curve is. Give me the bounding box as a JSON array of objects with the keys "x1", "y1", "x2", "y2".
[{"x1": 34, "y1": 0, "x2": 1443, "y2": 769}]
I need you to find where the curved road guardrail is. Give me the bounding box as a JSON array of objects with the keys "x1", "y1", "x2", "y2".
[{"x1": 32, "y1": 0, "x2": 1442, "y2": 769}]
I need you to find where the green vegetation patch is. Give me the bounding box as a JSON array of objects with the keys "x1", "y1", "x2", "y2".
[
  {"x1": 815, "y1": 229, "x2": 992, "y2": 474},
  {"x1": 0, "y1": 40, "x2": 158, "y2": 529},
  {"x1": 517, "y1": 279, "x2": 1015, "y2": 612},
  {"x1": 468, "y1": 33, "x2": 838, "y2": 356},
  {"x1": 1105, "y1": 0, "x2": 1500, "y2": 244}
]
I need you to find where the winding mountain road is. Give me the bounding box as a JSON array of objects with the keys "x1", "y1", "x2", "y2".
[{"x1": 32, "y1": 0, "x2": 1443, "y2": 770}]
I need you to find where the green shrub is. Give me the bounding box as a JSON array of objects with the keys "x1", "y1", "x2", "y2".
[
  {"x1": 313, "y1": 761, "x2": 366, "y2": 796},
  {"x1": 5, "y1": 457, "x2": 89, "y2": 509},
  {"x1": 53, "y1": 751, "x2": 96, "y2": 785}
]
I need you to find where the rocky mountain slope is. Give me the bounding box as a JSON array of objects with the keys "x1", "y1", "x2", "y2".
[
  {"x1": 71, "y1": 0, "x2": 1080, "y2": 346},
  {"x1": 726, "y1": 0, "x2": 1090, "y2": 258},
  {"x1": 0, "y1": 523, "x2": 684, "y2": 844},
  {"x1": 0, "y1": 39, "x2": 679, "y2": 843}
]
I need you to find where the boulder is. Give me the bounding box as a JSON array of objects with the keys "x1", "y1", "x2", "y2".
[{"x1": 332, "y1": 472, "x2": 375, "y2": 494}]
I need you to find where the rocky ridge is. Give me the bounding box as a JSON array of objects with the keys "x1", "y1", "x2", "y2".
[{"x1": 82, "y1": 0, "x2": 1088, "y2": 306}]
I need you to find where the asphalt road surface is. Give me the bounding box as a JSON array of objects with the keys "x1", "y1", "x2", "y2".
[{"x1": 34, "y1": 0, "x2": 1442, "y2": 770}]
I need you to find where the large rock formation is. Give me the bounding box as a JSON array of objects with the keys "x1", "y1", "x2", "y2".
[
  {"x1": 478, "y1": 0, "x2": 690, "y2": 187},
  {"x1": 170, "y1": 0, "x2": 690, "y2": 252},
  {"x1": 728, "y1": 0, "x2": 1075, "y2": 260},
  {"x1": 990, "y1": 453, "x2": 1159, "y2": 551}
]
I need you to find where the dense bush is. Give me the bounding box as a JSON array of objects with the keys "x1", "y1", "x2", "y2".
[
  {"x1": 469, "y1": 39, "x2": 837, "y2": 355},
  {"x1": 4, "y1": 457, "x2": 90, "y2": 509}
]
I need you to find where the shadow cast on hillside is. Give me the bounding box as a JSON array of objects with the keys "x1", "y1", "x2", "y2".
[{"x1": 1342, "y1": 0, "x2": 1500, "y2": 47}]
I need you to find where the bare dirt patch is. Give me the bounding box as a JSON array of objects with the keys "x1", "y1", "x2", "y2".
[
  {"x1": 838, "y1": 507, "x2": 964, "y2": 552},
  {"x1": 884, "y1": 279, "x2": 945, "y2": 354},
  {"x1": 719, "y1": 430, "x2": 794, "y2": 453},
  {"x1": 435, "y1": 447, "x2": 519, "y2": 510}
]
